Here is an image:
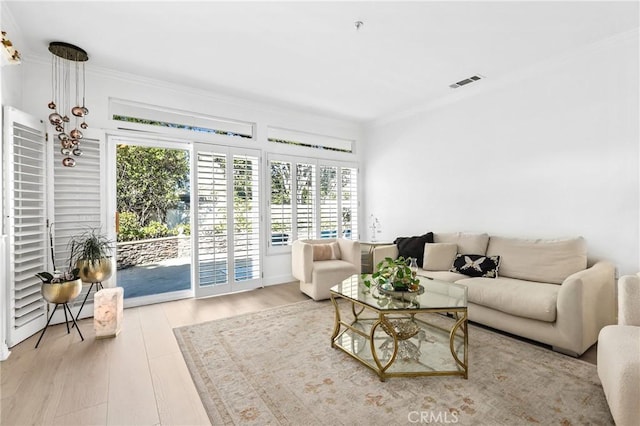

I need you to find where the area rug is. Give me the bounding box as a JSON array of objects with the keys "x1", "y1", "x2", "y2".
[{"x1": 174, "y1": 300, "x2": 613, "y2": 425}]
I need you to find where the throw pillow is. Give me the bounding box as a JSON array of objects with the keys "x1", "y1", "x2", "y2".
[
  {"x1": 313, "y1": 242, "x2": 341, "y2": 261},
  {"x1": 450, "y1": 254, "x2": 501, "y2": 278},
  {"x1": 423, "y1": 243, "x2": 458, "y2": 271},
  {"x1": 393, "y1": 232, "x2": 434, "y2": 266}
]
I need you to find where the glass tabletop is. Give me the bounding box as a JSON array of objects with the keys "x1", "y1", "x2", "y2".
[{"x1": 331, "y1": 274, "x2": 467, "y2": 311}]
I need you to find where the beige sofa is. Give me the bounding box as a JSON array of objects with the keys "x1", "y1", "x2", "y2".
[
  {"x1": 597, "y1": 274, "x2": 640, "y2": 426},
  {"x1": 373, "y1": 232, "x2": 616, "y2": 356}
]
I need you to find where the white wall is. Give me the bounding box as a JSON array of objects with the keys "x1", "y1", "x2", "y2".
[
  {"x1": 1, "y1": 3, "x2": 24, "y2": 109},
  {"x1": 364, "y1": 31, "x2": 639, "y2": 276},
  {"x1": 16, "y1": 57, "x2": 363, "y2": 287}
]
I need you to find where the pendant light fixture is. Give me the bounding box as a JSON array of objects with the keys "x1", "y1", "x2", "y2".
[{"x1": 47, "y1": 42, "x2": 89, "y2": 168}]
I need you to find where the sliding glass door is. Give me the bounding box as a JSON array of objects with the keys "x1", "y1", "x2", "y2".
[
  {"x1": 193, "y1": 144, "x2": 261, "y2": 297},
  {"x1": 112, "y1": 137, "x2": 192, "y2": 304}
]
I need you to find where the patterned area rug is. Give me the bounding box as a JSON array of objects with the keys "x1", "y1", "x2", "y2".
[{"x1": 174, "y1": 300, "x2": 613, "y2": 425}]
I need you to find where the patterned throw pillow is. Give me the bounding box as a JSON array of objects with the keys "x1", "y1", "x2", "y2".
[{"x1": 450, "y1": 254, "x2": 501, "y2": 278}]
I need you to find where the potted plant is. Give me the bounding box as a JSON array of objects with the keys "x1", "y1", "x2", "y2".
[
  {"x1": 35, "y1": 270, "x2": 83, "y2": 304},
  {"x1": 35, "y1": 226, "x2": 83, "y2": 304},
  {"x1": 69, "y1": 228, "x2": 114, "y2": 283},
  {"x1": 362, "y1": 256, "x2": 420, "y2": 292}
]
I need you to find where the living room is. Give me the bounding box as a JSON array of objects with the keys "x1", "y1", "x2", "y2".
[{"x1": 1, "y1": 1, "x2": 638, "y2": 425}]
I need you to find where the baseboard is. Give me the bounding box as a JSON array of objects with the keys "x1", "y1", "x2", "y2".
[
  {"x1": 0, "y1": 342, "x2": 10, "y2": 361},
  {"x1": 263, "y1": 274, "x2": 296, "y2": 287}
]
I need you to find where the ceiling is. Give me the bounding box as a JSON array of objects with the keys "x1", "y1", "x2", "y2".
[{"x1": 5, "y1": 1, "x2": 639, "y2": 122}]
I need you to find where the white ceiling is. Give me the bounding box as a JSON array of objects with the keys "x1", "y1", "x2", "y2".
[{"x1": 5, "y1": 1, "x2": 639, "y2": 122}]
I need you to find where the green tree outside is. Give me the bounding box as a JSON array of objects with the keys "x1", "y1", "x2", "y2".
[{"x1": 117, "y1": 146, "x2": 190, "y2": 240}]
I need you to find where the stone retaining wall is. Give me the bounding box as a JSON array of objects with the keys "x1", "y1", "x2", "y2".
[{"x1": 117, "y1": 235, "x2": 191, "y2": 269}]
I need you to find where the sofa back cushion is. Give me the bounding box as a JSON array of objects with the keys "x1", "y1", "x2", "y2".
[
  {"x1": 486, "y1": 236, "x2": 587, "y2": 284},
  {"x1": 434, "y1": 232, "x2": 490, "y2": 255},
  {"x1": 423, "y1": 243, "x2": 458, "y2": 271},
  {"x1": 313, "y1": 242, "x2": 341, "y2": 261}
]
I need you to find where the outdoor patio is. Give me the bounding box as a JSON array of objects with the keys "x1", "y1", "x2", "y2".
[{"x1": 117, "y1": 257, "x2": 191, "y2": 298}]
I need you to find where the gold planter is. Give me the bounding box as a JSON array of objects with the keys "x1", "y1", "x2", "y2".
[
  {"x1": 41, "y1": 279, "x2": 83, "y2": 304},
  {"x1": 77, "y1": 258, "x2": 113, "y2": 283}
]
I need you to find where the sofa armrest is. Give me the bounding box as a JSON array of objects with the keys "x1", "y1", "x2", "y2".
[
  {"x1": 556, "y1": 261, "x2": 616, "y2": 353},
  {"x1": 291, "y1": 240, "x2": 313, "y2": 283},
  {"x1": 337, "y1": 239, "x2": 361, "y2": 273},
  {"x1": 618, "y1": 273, "x2": 640, "y2": 326},
  {"x1": 372, "y1": 245, "x2": 399, "y2": 270}
]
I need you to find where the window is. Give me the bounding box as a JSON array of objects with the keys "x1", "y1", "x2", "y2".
[
  {"x1": 269, "y1": 160, "x2": 292, "y2": 246},
  {"x1": 341, "y1": 167, "x2": 358, "y2": 240},
  {"x1": 319, "y1": 165, "x2": 338, "y2": 238},
  {"x1": 268, "y1": 127, "x2": 354, "y2": 153},
  {"x1": 110, "y1": 98, "x2": 254, "y2": 139},
  {"x1": 268, "y1": 155, "x2": 357, "y2": 248},
  {"x1": 296, "y1": 163, "x2": 316, "y2": 240}
]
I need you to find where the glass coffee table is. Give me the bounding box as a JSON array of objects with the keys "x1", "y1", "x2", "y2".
[{"x1": 330, "y1": 274, "x2": 468, "y2": 381}]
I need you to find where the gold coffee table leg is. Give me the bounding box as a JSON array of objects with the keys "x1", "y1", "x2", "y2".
[
  {"x1": 330, "y1": 294, "x2": 341, "y2": 348},
  {"x1": 370, "y1": 314, "x2": 398, "y2": 381},
  {"x1": 449, "y1": 311, "x2": 468, "y2": 378}
]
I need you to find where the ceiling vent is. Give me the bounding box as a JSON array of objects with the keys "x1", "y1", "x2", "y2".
[{"x1": 449, "y1": 75, "x2": 483, "y2": 89}]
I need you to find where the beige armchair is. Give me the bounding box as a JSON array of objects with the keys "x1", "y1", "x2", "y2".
[
  {"x1": 291, "y1": 238, "x2": 360, "y2": 301},
  {"x1": 597, "y1": 273, "x2": 640, "y2": 426}
]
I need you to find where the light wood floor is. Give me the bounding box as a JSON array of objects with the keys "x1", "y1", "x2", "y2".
[
  {"x1": 0, "y1": 282, "x2": 598, "y2": 425},
  {"x1": 0, "y1": 282, "x2": 308, "y2": 426}
]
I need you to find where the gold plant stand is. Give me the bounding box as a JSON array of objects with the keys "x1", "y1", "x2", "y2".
[{"x1": 35, "y1": 279, "x2": 84, "y2": 348}]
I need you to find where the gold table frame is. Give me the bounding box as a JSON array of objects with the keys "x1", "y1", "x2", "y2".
[{"x1": 330, "y1": 279, "x2": 468, "y2": 382}]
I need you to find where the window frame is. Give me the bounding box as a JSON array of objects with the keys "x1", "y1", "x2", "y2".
[{"x1": 266, "y1": 153, "x2": 358, "y2": 255}]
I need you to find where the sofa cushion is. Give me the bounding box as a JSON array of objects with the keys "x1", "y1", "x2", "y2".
[
  {"x1": 486, "y1": 236, "x2": 587, "y2": 284},
  {"x1": 423, "y1": 243, "x2": 458, "y2": 271},
  {"x1": 434, "y1": 232, "x2": 490, "y2": 255},
  {"x1": 312, "y1": 260, "x2": 356, "y2": 283},
  {"x1": 393, "y1": 232, "x2": 434, "y2": 266},
  {"x1": 312, "y1": 242, "x2": 341, "y2": 261},
  {"x1": 418, "y1": 270, "x2": 469, "y2": 283},
  {"x1": 456, "y1": 277, "x2": 560, "y2": 322},
  {"x1": 451, "y1": 254, "x2": 501, "y2": 278}
]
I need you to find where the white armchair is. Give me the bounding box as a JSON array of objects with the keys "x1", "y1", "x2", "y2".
[
  {"x1": 597, "y1": 273, "x2": 640, "y2": 426},
  {"x1": 291, "y1": 238, "x2": 361, "y2": 301}
]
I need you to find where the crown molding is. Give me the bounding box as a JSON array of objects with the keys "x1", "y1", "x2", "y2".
[{"x1": 369, "y1": 28, "x2": 639, "y2": 128}]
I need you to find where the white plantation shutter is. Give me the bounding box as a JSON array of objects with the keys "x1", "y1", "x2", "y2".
[
  {"x1": 52, "y1": 137, "x2": 103, "y2": 312},
  {"x1": 295, "y1": 163, "x2": 316, "y2": 240},
  {"x1": 319, "y1": 165, "x2": 338, "y2": 239},
  {"x1": 269, "y1": 160, "x2": 292, "y2": 247},
  {"x1": 196, "y1": 151, "x2": 228, "y2": 287},
  {"x1": 194, "y1": 145, "x2": 262, "y2": 297},
  {"x1": 3, "y1": 107, "x2": 48, "y2": 346},
  {"x1": 340, "y1": 167, "x2": 358, "y2": 240},
  {"x1": 232, "y1": 153, "x2": 260, "y2": 282},
  {"x1": 267, "y1": 158, "x2": 358, "y2": 245}
]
